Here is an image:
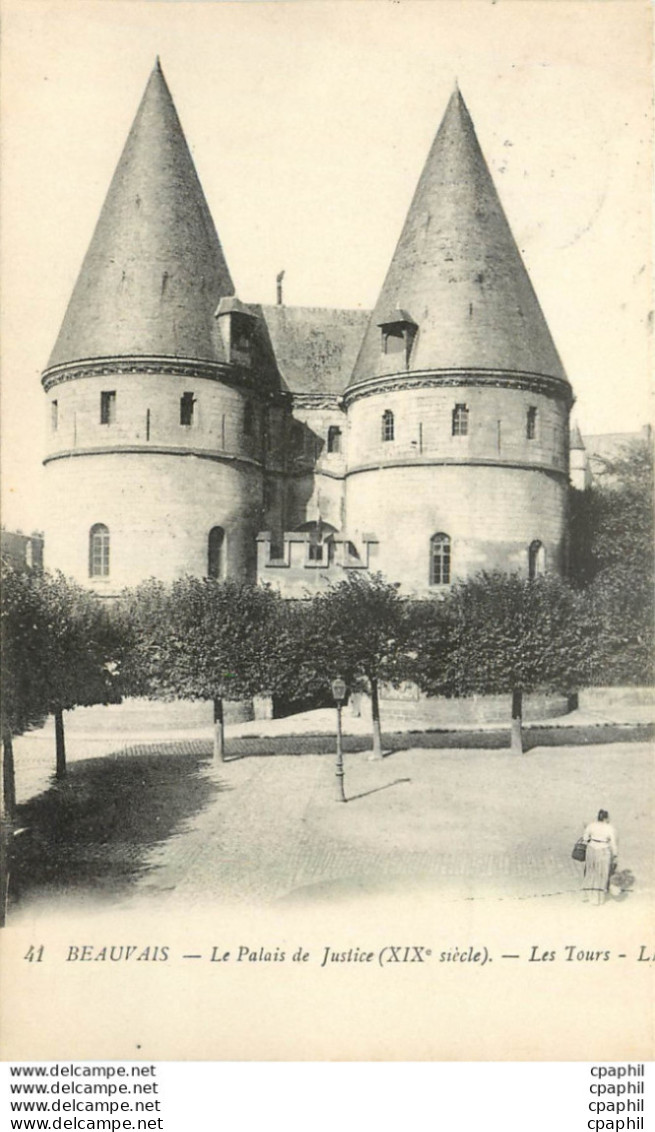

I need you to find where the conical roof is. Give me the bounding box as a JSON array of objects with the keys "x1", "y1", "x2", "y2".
[
  {"x1": 570, "y1": 422, "x2": 585, "y2": 450},
  {"x1": 350, "y1": 87, "x2": 567, "y2": 385},
  {"x1": 47, "y1": 60, "x2": 234, "y2": 369}
]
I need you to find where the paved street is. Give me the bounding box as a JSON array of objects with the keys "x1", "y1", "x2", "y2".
[{"x1": 9, "y1": 734, "x2": 653, "y2": 916}]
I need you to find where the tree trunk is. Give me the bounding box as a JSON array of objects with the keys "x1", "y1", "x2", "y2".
[
  {"x1": 511, "y1": 688, "x2": 524, "y2": 755},
  {"x1": 1, "y1": 729, "x2": 16, "y2": 927},
  {"x1": 213, "y1": 697, "x2": 225, "y2": 762},
  {"x1": 2, "y1": 729, "x2": 16, "y2": 820},
  {"x1": 369, "y1": 676, "x2": 383, "y2": 760},
  {"x1": 55, "y1": 706, "x2": 67, "y2": 779}
]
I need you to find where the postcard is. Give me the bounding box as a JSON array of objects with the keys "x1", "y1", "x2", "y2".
[{"x1": 1, "y1": 0, "x2": 652, "y2": 1063}]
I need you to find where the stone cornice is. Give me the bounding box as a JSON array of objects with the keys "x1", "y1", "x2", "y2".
[
  {"x1": 41, "y1": 355, "x2": 288, "y2": 404},
  {"x1": 343, "y1": 368, "x2": 574, "y2": 408},
  {"x1": 43, "y1": 444, "x2": 264, "y2": 471},
  {"x1": 290, "y1": 392, "x2": 344, "y2": 411},
  {"x1": 346, "y1": 456, "x2": 569, "y2": 482}
]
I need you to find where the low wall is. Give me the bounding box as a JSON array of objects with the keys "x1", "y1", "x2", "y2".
[
  {"x1": 358, "y1": 689, "x2": 570, "y2": 725},
  {"x1": 579, "y1": 687, "x2": 654, "y2": 709}
]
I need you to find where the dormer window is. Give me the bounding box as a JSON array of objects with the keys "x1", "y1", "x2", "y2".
[
  {"x1": 378, "y1": 309, "x2": 417, "y2": 366},
  {"x1": 214, "y1": 296, "x2": 258, "y2": 367}
]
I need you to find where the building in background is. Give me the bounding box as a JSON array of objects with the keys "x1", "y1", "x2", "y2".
[{"x1": 42, "y1": 62, "x2": 575, "y2": 598}]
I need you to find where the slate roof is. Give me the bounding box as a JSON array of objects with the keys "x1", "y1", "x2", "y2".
[
  {"x1": 47, "y1": 60, "x2": 234, "y2": 369},
  {"x1": 350, "y1": 87, "x2": 568, "y2": 386},
  {"x1": 259, "y1": 305, "x2": 370, "y2": 395}
]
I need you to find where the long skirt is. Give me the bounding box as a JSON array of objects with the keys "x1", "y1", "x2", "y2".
[{"x1": 583, "y1": 842, "x2": 612, "y2": 902}]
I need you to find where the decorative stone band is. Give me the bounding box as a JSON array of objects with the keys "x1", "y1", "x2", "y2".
[
  {"x1": 41, "y1": 354, "x2": 288, "y2": 404},
  {"x1": 343, "y1": 368, "x2": 574, "y2": 408},
  {"x1": 290, "y1": 392, "x2": 344, "y2": 411},
  {"x1": 346, "y1": 455, "x2": 569, "y2": 481},
  {"x1": 43, "y1": 444, "x2": 264, "y2": 470}
]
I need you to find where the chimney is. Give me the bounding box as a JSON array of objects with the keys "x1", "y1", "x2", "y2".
[{"x1": 276, "y1": 270, "x2": 285, "y2": 306}]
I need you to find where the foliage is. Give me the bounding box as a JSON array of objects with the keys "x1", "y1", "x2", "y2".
[
  {"x1": 444, "y1": 571, "x2": 591, "y2": 698},
  {"x1": 1, "y1": 562, "x2": 49, "y2": 738},
  {"x1": 570, "y1": 438, "x2": 654, "y2": 685},
  {"x1": 116, "y1": 576, "x2": 284, "y2": 703},
  {"x1": 292, "y1": 572, "x2": 412, "y2": 692},
  {"x1": 1, "y1": 562, "x2": 119, "y2": 737},
  {"x1": 404, "y1": 597, "x2": 457, "y2": 698}
]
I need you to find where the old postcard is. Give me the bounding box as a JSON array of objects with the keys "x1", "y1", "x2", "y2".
[{"x1": 0, "y1": 0, "x2": 653, "y2": 1062}]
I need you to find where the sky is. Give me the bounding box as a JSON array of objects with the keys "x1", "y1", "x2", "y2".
[{"x1": 1, "y1": 0, "x2": 652, "y2": 532}]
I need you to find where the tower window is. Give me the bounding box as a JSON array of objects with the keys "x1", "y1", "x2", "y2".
[
  {"x1": 207, "y1": 526, "x2": 225, "y2": 579},
  {"x1": 430, "y1": 533, "x2": 451, "y2": 585},
  {"x1": 100, "y1": 391, "x2": 116, "y2": 425},
  {"x1": 290, "y1": 422, "x2": 304, "y2": 455},
  {"x1": 89, "y1": 524, "x2": 110, "y2": 577},
  {"x1": 452, "y1": 403, "x2": 469, "y2": 436},
  {"x1": 180, "y1": 392, "x2": 195, "y2": 426},
  {"x1": 327, "y1": 426, "x2": 342, "y2": 454},
  {"x1": 527, "y1": 406, "x2": 537, "y2": 440},
  {"x1": 382, "y1": 326, "x2": 406, "y2": 355},
  {"x1": 51, "y1": 400, "x2": 58, "y2": 431},
  {"x1": 528, "y1": 540, "x2": 545, "y2": 580},
  {"x1": 381, "y1": 410, "x2": 395, "y2": 442},
  {"x1": 244, "y1": 402, "x2": 254, "y2": 437},
  {"x1": 378, "y1": 310, "x2": 417, "y2": 363}
]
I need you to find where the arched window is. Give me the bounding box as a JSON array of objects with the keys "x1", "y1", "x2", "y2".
[
  {"x1": 452, "y1": 403, "x2": 469, "y2": 436},
  {"x1": 327, "y1": 426, "x2": 342, "y2": 454},
  {"x1": 208, "y1": 526, "x2": 225, "y2": 579},
  {"x1": 381, "y1": 410, "x2": 394, "y2": 442},
  {"x1": 430, "y1": 533, "x2": 451, "y2": 585},
  {"x1": 89, "y1": 524, "x2": 110, "y2": 577},
  {"x1": 528, "y1": 540, "x2": 545, "y2": 580}
]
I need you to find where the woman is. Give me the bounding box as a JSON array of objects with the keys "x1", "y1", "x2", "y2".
[{"x1": 582, "y1": 809, "x2": 618, "y2": 905}]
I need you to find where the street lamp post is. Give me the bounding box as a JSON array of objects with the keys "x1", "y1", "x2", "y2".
[{"x1": 331, "y1": 677, "x2": 347, "y2": 803}]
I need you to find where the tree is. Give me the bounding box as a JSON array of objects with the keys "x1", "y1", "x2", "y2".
[
  {"x1": 292, "y1": 573, "x2": 412, "y2": 759},
  {"x1": 1, "y1": 566, "x2": 121, "y2": 781},
  {"x1": 570, "y1": 437, "x2": 654, "y2": 685},
  {"x1": 1, "y1": 563, "x2": 49, "y2": 816},
  {"x1": 444, "y1": 571, "x2": 590, "y2": 753},
  {"x1": 36, "y1": 572, "x2": 120, "y2": 777},
  {"x1": 404, "y1": 596, "x2": 456, "y2": 699},
  {"x1": 118, "y1": 577, "x2": 283, "y2": 760}
]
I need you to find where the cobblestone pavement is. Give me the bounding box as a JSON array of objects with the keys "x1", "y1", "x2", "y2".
[{"x1": 122, "y1": 742, "x2": 653, "y2": 909}]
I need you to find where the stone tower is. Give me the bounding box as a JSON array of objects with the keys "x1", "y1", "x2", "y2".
[
  {"x1": 42, "y1": 61, "x2": 281, "y2": 594},
  {"x1": 343, "y1": 87, "x2": 573, "y2": 593}
]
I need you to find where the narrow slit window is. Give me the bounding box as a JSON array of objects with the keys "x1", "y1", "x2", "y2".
[
  {"x1": 327, "y1": 426, "x2": 342, "y2": 454},
  {"x1": 89, "y1": 524, "x2": 110, "y2": 577},
  {"x1": 527, "y1": 406, "x2": 537, "y2": 440},
  {"x1": 382, "y1": 410, "x2": 395, "y2": 442},
  {"x1": 180, "y1": 392, "x2": 195, "y2": 426},
  {"x1": 100, "y1": 391, "x2": 116, "y2": 425},
  {"x1": 430, "y1": 533, "x2": 451, "y2": 585},
  {"x1": 51, "y1": 400, "x2": 58, "y2": 431},
  {"x1": 243, "y1": 402, "x2": 254, "y2": 437},
  {"x1": 452, "y1": 403, "x2": 469, "y2": 436}
]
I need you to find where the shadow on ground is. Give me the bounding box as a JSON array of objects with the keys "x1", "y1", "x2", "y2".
[{"x1": 10, "y1": 747, "x2": 222, "y2": 910}]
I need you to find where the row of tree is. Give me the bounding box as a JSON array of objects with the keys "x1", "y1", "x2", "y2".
[{"x1": 2, "y1": 439, "x2": 652, "y2": 807}]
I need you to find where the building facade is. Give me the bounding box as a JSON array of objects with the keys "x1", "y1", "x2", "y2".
[{"x1": 42, "y1": 62, "x2": 574, "y2": 598}]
